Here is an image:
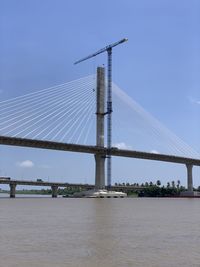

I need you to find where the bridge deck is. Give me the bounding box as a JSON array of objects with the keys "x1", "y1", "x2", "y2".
[
  {"x1": 0, "y1": 179, "x2": 144, "y2": 191},
  {"x1": 0, "y1": 136, "x2": 200, "y2": 166},
  {"x1": 0, "y1": 179, "x2": 92, "y2": 187}
]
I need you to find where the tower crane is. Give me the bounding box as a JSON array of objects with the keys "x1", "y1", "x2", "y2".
[{"x1": 74, "y1": 38, "x2": 128, "y2": 188}]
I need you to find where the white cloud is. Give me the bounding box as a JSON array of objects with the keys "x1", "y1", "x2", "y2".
[
  {"x1": 113, "y1": 142, "x2": 132, "y2": 150},
  {"x1": 188, "y1": 96, "x2": 200, "y2": 105},
  {"x1": 17, "y1": 160, "x2": 34, "y2": 168},
  {"x1": 150, "y1": 150, "x2": 159, "y2": 154}
]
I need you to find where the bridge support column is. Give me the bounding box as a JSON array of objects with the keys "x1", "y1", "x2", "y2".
[
  {"x1": 10, "y1": 183, "x2": 16, "y2": 198},
  {"x1": 51, "y1": 185, "x2": 58, "y2": 198},
  {"x1": 180, "y1": 164, "x2": 198, "y2": 197},
  {"x1": 186, "y1": 164, "x2": 193, "y2": 193},
  {"x1": 95, "y1": 67, "x2": 106, "y2": 189},
  {"x1": 95, "y1": 154, "x2": 105, "y2": 189}
]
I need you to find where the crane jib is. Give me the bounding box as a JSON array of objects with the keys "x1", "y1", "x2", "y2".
[{"x1": 74, "y1": 38, "x2": 128, "y2": 65}]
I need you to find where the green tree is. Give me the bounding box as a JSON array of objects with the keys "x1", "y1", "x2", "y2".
[{"x1": 156, "y1": 180, "x2": 161, "y2": 186}]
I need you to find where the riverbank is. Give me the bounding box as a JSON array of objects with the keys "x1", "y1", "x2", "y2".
[{"x1": 1, "y1": 184, "x2": 200, "y2": 198}]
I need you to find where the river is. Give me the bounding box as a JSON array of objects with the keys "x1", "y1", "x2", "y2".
[{"x1": 0, "y1": 197, "x2": 199, "y2": 267}]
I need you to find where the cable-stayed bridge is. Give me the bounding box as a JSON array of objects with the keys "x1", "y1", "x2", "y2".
[{"x1": 0, "y1": 70, "x2": 200, "y2": 197}]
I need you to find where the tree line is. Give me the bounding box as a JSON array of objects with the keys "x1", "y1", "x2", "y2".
[{"x1": 114, "y1": 180, "x2": 200, "y2": 197}]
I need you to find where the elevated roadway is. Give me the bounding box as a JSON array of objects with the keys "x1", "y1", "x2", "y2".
[
  {"x1": 0, "y1": 135, "x2": 200, "y2": 166},
  {"x1": 0, "y1": 178, "x2": 144, "y2": 198}
]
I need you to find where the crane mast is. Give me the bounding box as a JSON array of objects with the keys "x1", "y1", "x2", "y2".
[
  {"x1": 107, "y1": 48, "x2": 112, "y2": 188},
  {"x1": 74, "y1": 38, "x2": 128, "y2": 188}
]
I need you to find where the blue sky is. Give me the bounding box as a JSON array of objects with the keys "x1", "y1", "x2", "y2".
[{"x1": 0, "y1": 0, "x2": 200, "y2": 188}]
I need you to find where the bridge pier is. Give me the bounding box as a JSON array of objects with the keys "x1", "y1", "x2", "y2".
[
  {"x1": 95, "y1": 154, "x2": 105, "y2": 189},
  {"x1": 180, "y1": 164, "x2": 200, "y2": 197},
  {"x1": 10, "y1": 183, "x2": 16, "y2": 198},
  {"x1": 186, "y1": 164, "x2": 193, "y2": 193},
  {"x1": 51, "y1": 185, "x2": 58, "y2": 198}
]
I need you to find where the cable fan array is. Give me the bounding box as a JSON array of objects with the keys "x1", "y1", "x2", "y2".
[
  {"x1": 0, "y1": 75, "x2": 96, "y2": 145},
  {"x1": 112, "y1": 83, "x2": 200, "y2": 159},
  {"x1": 0, "y1": 74, "x2": 199, "y2": 159}
]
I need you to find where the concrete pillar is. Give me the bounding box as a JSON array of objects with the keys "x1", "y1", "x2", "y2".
[
  {"x1": 95, "y1": 154, "x2": 105, "y2": 189},
  {"x1": 186, "y1": 164, "x2": 193, "y2": 192},
  {"x1": 95, "y1": 67, "x2": 105, "y2": 189},
  {"x1": 96, "y1": 67, "x2": 105, "y2": 147},
  {"x1": 10, "y1": 183, "x2": 16, "y2": 198},
  {"x1": 51, "y1": 185, "x2": 58, "y2": 198}
]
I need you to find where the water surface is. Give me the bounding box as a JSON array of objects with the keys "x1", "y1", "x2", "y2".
[{"x1": 0, "y1": 198, "x2": 199, "y2": 267}]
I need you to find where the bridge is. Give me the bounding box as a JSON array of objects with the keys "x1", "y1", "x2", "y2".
[
  {"x1": 0, "y1": 66, "x2": 200, "y2": 197},
  {"x1": 0, "y1": 178, "x2": 145, "y2": 198},
  {"x1": 0, "y1": 179, "x2": 93, "y2": 198}
]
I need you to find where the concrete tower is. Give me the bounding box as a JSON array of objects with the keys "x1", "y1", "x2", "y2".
[
  {"x1": 95, "y1": 67, "x2": 105, "y2": 189},
  {"x1": 74, "y1": 67, "x2": 126, "y2": 198}
]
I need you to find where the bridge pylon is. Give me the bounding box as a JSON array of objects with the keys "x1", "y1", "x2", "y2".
[
  {"x1": 73, "y1": 67, "x2": 126, "y2": 198},
  {"x1": 95, "y1": 67, "x2": 106, "y2": 189}
]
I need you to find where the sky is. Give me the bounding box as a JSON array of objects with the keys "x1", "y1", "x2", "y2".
[{"x1": 0, "y1": 0, "x2": 200, "y2": 188}]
